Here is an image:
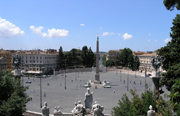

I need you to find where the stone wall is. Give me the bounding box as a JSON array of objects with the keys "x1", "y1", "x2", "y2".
[
  {"x1": 23, "y1": 110, "x2": 111, "y2": 116},
  {"x1": 54, "y1": 68, "x2": 92, "y2": 75}
]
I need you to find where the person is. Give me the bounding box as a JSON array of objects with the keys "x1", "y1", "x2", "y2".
[{"x1": 84, "y1": 88, "x2": 93, "y2": 109}]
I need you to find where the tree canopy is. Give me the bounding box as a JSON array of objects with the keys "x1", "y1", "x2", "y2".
[
  {"x1": 163, "y1": 0, "x2": 180, "y2": 11},
  {"x1": 0, "y1": 71, "x2": 30, "y2": 116},
  {"x1": 112, "y1": 90, "x2": 173, "y2": 116},
  {"x1": 158, "y1": 14, "x2": 180, "y2": 109}
]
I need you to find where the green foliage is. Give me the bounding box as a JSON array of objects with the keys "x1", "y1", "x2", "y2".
[
  {"x1": 112, "y1": 94, "x2": 132, "y2": 116},
  {"x1": 118, "y1": 48, "x2": 140, "y2": 70},
  {"x1": 58, "y1": 46, "x2": 95, "y2": 68},
  {"x1": 112, "y1": 90, "x2": 162, "y2": 116},
  {"x1": 163, "y1": 0, "x2": 180, "y2": 11},
  {"x1": 0, "y1": 71, "x2": 30, "y2": 116},
  {"x1": 133, "y1": 55, "x2": 140, "y2": 70},
  {"x1": 106, "y1": 60, "x2": 115, "y2": 67},
  {"x1": 102, "y1": 55, "x2": 106, "y2": 66},
  {"x1": 158, "y1": 15, "x2": 180, "y2": 108},
  {"x1": 58, "y1": 46, "x2": 64, "y2": 69}
]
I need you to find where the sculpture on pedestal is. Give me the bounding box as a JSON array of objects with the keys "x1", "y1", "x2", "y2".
[
  {"x1": 13, "y1": 54, "x2": 21, "y2": 70},
  {"x1": 84, "y1": 88, "x2": 93, "y2": 109},
  {"x1": 54, "y1": 106, "x2": 62, "y2": 116},
  {"x1": 42, "y1": 102, "x2": 49, "y2": 116},
  {"x1": 151, "y1": 55, "x2": 161, "y2": 72},
  {"x1": 71, "y1": 101, "x2": 85, "y2": 116},
  {"x1": 92, "y1": 101, "x2": 104, "y2": 116},
  {"x1": 151, "y1": 55, "x2": 162, "y2": 96}
]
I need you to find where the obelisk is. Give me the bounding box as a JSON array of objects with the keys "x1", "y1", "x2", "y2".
[{"x1": 95, "y1": 34, "x2": 100, "y2": 84}]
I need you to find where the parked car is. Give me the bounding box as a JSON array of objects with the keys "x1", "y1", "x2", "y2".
[{"x1": 25, "y1": 80, "x2": 31, "y2": 83}]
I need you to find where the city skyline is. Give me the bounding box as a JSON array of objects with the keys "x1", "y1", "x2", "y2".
[{"x1": 0, "y1": 0, "x2": 179, "y2": 52}]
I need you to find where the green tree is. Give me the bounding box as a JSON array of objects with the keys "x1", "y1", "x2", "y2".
[
  {"x1": 112, "y1": 90, "x2": 173, "y2": 116},
  {"x1": 81, "y1": 46, "x2": 89, "y2": 67},
  {"x1": 163, "y1": 0, "x2": 180, "y2": 11},
  {"x1": 106, "y1": 60, "x2": 115, "y2": 67},
  {"x1": 128, "y1": 54, "x2": 134, "y2": 69},
  {"x1": 158, "y1": 15, "x2": 180, "y2": 107},
  {"x1": 87, "y1": 47, "x2": 95, "y2": 67},
  {"x1": 102, "y1": 55, "x2": 106, "y2": 66},
  {"x1": 133, "y1": 55, "x2": 140, "y2": 70},
  {"x1": 112, "y1": 94, "x2": 132, "y2": 116},
  {"x1": 119, "y1": 48, "x2": 134, "y2": 69},
  {"x1": 58, "y1": 46, "x2": 64, "y2": 69},
  {"x1": 0, "y1": 71, "x2": 30, "y2": 116}
]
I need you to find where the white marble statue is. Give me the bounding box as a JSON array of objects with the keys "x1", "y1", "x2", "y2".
[
  {"x1": 42, "y1": 101, "x2": 49, "y2": 116},
  {"x1": 147, "y1": 105, "x2": 155, "y2": 116},
  {"x1": 92, "y1": 101, "x2": 104, "y2": 116},
  {"x1": 72, "y1": 101, "x2": 85, "y2": 115},
  {"x1": 92, "y1": 101, "x2": 99, "y2": 112},
  {"x1": 84, "y1": 88, "x2": 93, "y2": 109},
  {"x1": 54, "y1": 106, "x2": 62, "y2": 115}
]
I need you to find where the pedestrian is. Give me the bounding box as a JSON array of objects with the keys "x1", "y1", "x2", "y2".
[{"x1": 44, "y1": 92, "x2": 46, "y2": 97}]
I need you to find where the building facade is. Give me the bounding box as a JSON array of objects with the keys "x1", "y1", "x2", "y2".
[
  {"x1": 106, "y1": 49, "x2": 122, "y2": 61},
  {"x1": 0, "y1": 49, "x2": 12, "y2": 71},
  {"x1": 136, "y1": 52, "x2": 157, "y2": 72},
  {"x1": 13, "y1": 49, "x2": 58, "y2": 74}
]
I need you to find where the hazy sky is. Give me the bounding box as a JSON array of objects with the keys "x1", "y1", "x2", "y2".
[{"x1": 0, "y1": 0, "x2": 179, "y2": 52}]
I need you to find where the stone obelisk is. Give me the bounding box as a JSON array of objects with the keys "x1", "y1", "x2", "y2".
[{"x1": 94, "y1": 34, "x2": 100, "y2": 84}]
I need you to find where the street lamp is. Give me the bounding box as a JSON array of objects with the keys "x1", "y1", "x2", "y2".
[
  {"x1": 127, "y1": 69, "x2": 129, "y2": 91},
  {"x1": 65, "y1": 69, "x2": 66, "y2": 89},
  {"x1": 39, "y1": 66, "x2": 43, "y2": 108},
  {"x1": 145, "y1": 66, "x2": 147, "y2": 92},
  {"x1": 120, "y1": 70, "x2": 122, "y2": 81},
  {"x1": 75, "y1": 68, "x2": 77, "y2": 81},
  {"x1": 64, "y1": 60, "x2": 67, "y2": 90}
]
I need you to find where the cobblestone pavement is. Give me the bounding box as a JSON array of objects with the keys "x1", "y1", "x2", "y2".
[{"x1": 24, "y1": 71, "x2": 169, "y2": 114}]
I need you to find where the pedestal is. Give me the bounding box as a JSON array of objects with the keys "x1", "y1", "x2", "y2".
[
  {"x1": 150, "y1": 71, "x2": 161, "y2": 96},
  {"x1": 94, "y1": 74, "x2": 100, "y2": 84},
  {"x1": 14, "y1": 69, "x2": 21, "y2": 80}
]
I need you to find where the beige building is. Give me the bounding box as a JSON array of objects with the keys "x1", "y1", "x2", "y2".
[
  {"x1": 106, "y1": 49, "x2": 122, "y2": 61},
  {"x1": 13, "y1": 49, "x2": 58, "y2": 74},
  {"x1": 136, "y1": 52, "x2": 157, "y2": 72}
]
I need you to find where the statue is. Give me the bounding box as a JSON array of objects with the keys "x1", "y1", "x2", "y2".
[
  {"x1": 12, "y1": 54, "x2": 21, "y2": 70},
  {"x1": 92, "y1": 101, "x2": 104, "y2": 116},
  {"x1": 147, "y1": 105, "x2": 155, "y2": 116},
  {"x1": 42, "y1": 102, "x2": 49, "y2": 116},
  {"x1": 84, "y1": 88, "x2": 93, "y2": 109},
  {"x1": 151, "y1": 55, "x2": 161, "y2": 72},
  {"x1": 71, "y1": 101, "x2": 85, "y2": 116},
  {"x1": 54, "y1": 106, "x2": 62, "y2": 116}
]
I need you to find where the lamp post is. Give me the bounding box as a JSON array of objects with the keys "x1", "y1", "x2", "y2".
[
  {"x1": 75, "y1": 68, "x2": 77, "y2": 81},
  {"x1": 65, "y1": 69, "x2": 66, "y2": 90},
  {"x1": 145, "y1": 66, "x2": 147, "y2": 92},
  {"x1": 127, "y1": 69, "x2": 129, "y2": 91},
  {"x1": 120, "y1": 70, "x2": 122, "y2": 81},
  {"x1": 40, "y1": 66, "x2": 42, "y2": 108},
  {"x1": 64, "y1": 60, "x2": 67, "y2": 90}
]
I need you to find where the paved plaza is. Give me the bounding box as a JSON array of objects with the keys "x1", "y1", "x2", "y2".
[{"x1": 24, "y1": 70, "x2": 167, "y2": 114}]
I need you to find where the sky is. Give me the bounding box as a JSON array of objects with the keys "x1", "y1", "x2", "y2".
[{"x1": 0, "y1": 0, "x2": 179, "y2": 52}]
